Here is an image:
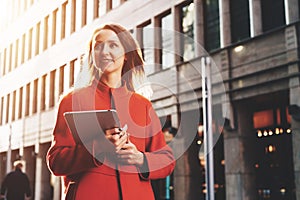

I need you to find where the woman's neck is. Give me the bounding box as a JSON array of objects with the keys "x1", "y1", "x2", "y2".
[{"x1": 99, "y1": 73, "x2": 122, "y2": 88}]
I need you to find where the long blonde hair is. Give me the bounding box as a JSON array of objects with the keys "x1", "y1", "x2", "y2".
[{"x1": 84, "y1": 23, "x2": 145, "y2": 89}]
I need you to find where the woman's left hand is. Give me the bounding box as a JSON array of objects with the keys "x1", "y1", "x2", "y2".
[{"x1": 116, "y1": 139, "x2": 144, "y2": 167}]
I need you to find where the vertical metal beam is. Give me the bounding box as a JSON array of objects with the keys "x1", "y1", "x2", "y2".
[{"x1": 201, "y1": 57, "x2": 215, "y2": 200}]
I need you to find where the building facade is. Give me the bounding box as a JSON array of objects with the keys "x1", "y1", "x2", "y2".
[{"x1": 0, "y1": 0, "x2": 300, "y2": 199}]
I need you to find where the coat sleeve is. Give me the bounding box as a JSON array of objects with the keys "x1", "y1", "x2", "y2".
[
  {"x1": 46, "y1": 94, "x2": 99, "y2": 176},
  {"x1": 142, "y1": 103, "x2": 175, "y2": 179}
]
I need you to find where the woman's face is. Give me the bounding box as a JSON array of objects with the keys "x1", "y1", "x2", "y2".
[{"x1": 92, "y1": 29, "x2": 126, "y2": 75}]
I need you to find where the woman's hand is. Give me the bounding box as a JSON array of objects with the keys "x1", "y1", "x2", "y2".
[
  {"x1": 116, "y1": 139, "x2": 144, "y2": 167},
  {"x1": 105, "y1": 128, "x2": 128, "y2": 152}
]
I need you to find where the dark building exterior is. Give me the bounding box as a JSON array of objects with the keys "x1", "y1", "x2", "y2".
[{"x1": 0, "y1": 0, "x2": 300, "y2": 199}]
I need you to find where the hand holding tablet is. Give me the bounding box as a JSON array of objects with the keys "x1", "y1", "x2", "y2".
[{"x1": 64, "y1": 109, "x2": 121, "y2": 144}]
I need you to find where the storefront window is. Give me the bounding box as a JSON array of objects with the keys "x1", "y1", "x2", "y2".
[
  {"x1": 204, "y1": 0, "x2": 220, "y2": 51},
  {"x1": 261, "y1": 0, "x2": 285, "y2": 32},
  {"x1": 181, "y1": 2, "x2": 195, "y2": 61},
  {"x1": 253, "y1": 107, "x2": 295, "y2": 199},
  {"x1": 141, "y1": 23, "x2": 155, "y2": 75},
  {"x1": 230, "y1": 0, "x2": 250, "y2": 43},
  {"x1": 162, "y1": 13, "x2": 175, "y2": 69}
]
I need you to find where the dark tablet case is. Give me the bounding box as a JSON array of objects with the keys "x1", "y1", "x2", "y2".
[{"x1": 64, "y1": 109, "x2": 120, "y2": 144}]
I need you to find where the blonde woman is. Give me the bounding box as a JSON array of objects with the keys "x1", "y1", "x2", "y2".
[{"x1": 47, "y1": 23, "x2": 175, "y2": 200}]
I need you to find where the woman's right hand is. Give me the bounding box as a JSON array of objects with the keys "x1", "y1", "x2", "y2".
[{"x1": 104, "y1": 128, "x2": 128, "y2": 152}]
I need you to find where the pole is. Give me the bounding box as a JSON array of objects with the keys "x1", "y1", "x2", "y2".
[{"x1": 201, "y1": 57, "x2": 215, "y2": 200}]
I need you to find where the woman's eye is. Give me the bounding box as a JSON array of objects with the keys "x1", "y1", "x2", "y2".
[
  {"x1": 94, "y1": 44, "x2": 103, "y2": 51},
  {"x1": 109, "y1": 43, "x2": 118, "y2": 48}
]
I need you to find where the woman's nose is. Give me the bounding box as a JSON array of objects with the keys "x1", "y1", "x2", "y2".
[{"x1": 101, "y1": 43, "x2": 110, "y2": 55}]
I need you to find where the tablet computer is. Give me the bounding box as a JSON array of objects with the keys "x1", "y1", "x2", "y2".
[{"x1": 64, "y1": 109, "x2": 120, "y2": 144}]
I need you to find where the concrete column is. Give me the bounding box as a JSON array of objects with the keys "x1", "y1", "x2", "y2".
[
  {"x1": 289, "y1": 61, "x2": 300, "y2": 200},
  {"x1": 290, "y1": 113, "x2": 300, "y2": 200},
  {"x1": 286, "y1": 24, "x2": 300, "y2": 199},
  {"x1": 284, "y1": 0, "x2": 299, "y2": 24},
  {"x1": 173, "y1": 139, "x2": 188, "y2": 200},
  {"x1": 23, "y1": 146, "x2": 36, "y2": 200},
  {"x1": 35, "y1": 143, "x2": 53, "y2": 200},
  {"x1": 173, "y1": 110, "x2": 200, "y2": 200},
  {"x1": 249, "y1": 0, "x2": 262, "y2": 37},
  {"x1": 219, "y1": 0, "x2": 231, "y2": 47},
  {"x1": 224, "y1": 102, "x2": 256, "y2": 200}
]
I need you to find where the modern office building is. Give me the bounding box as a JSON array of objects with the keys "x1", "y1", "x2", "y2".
[{"x1": 0, "y1": 0, "x2": 300, "y2": 199}]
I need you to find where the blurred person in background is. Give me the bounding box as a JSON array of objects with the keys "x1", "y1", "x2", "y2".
[{"x1": 0, "y1": 160, "x2": 31, "y2": 200}]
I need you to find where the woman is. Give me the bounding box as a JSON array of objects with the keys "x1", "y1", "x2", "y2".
[{"x1": 46, "y1": 23, "x2": 175, "y2": 200}]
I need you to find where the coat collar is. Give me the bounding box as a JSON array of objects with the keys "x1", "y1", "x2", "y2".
[{"x1": 91, "y1": 79, "x2": 130, "y2": 97}]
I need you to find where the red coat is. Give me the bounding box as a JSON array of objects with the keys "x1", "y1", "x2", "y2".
[{"x1": 46, "y1": 80, "x2": 175, "y2": 200}]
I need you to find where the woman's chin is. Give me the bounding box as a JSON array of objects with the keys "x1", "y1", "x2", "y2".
[{"x1": 100, "y1": 63, "x2": 113, "y2": 71}]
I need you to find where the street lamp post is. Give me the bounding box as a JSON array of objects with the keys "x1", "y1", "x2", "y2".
[{"x1": 201, "y1": 57, "x2": 215, "y2": 200}]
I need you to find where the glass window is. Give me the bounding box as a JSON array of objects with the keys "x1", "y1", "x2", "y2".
[
  {"x1": 141, "y1": 23, "x2": 155, "y2": 75},
  {"x1": 112, "y1": 0, "x2": 121, "y2": 8},
  {"x1": 71, "y1": 0, "x2": 76, "y2": 33},
  {"x1": 14, "y1": 39, "x2": 19, "y2": 69},
  {"x1": 204, "y1": 0, "x2": 220, "y2": 51},
  {"x1": 12, "y1": 91, "x2": 16, "y2": 121},
  {"x1": 6, "y1": 94, "x2": 10, "y2": 123},
  {"x1": 2, "y1": 49, "x2": 6, "y2": 75},
  {"x1": 181, "y1": 2, "x2": 195, "y2": 61},
  {"x1": 35, "y1": 22, "x2": 40, "y2": 56},
  {"x1": 49, "y1": 70, "x2": 55, "y2": 108},
  {"x1": 61, "y1": 2, "x2": 67, "y2": 39},
  {"x1": 69, "y1": 60, "x2": 75, "y2": 87},
  {"x1": 99, "y1": 0, "x2": 107, "y2": 16},
  {"x1": 28, "y1": 28, "x2": 33, "y2": 59},
  {"x1": 261, "y1": 0, "x2": 285, "y2": 32},
  {"x1": 21, "y1": 34, "x2": 26, "y2": 63},
  {"x1": 86, "y1": 0, "x2": 95, "y2": 22},
  {"x1": 75, "y1": 0, "x2": 86, "y2": 29},
  {"x1": 25, "y1": 83, "x2": 30, "y2": 116},
  {"x1": 18, "y1": 87, "x2": 23, "y2": 119},
  {"x1": 0, "y1": 97, "x2": 3, "y2": 125},
  {"x1": 51, "y1": 10, "x2": 57, "y2": 45},
  {"x1": 40, "y1": 75, "x2": 46, "y2": 111},
  {"x1": 43, "y1": 16, "x2": 49, "y2": 50},
  {"x1": 8, "y1": 44, "x2": 13, "y2": 72},
  {"x1": 59, "y1": 65, "x2": 64, "y2": 95},
  {"x1": 81, "y1": 0, "x2": 87, "y2": 27},
  {"x1": 230, "y1": 0, "x2": 250, "y2": 43},
  {"x1": 0, "y1": 52, "x2": 3, "y2": 76},
  {"x1": 162, "y1": 13, "x2": 175, "y2": 68},
  {"x1": 32, "y1": 79, "x2": 38, "y2": 114}
]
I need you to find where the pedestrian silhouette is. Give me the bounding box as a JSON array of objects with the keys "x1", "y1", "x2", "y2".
[{"x1": 0, "y1": 160, "x2": 31, "y2": 200}]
